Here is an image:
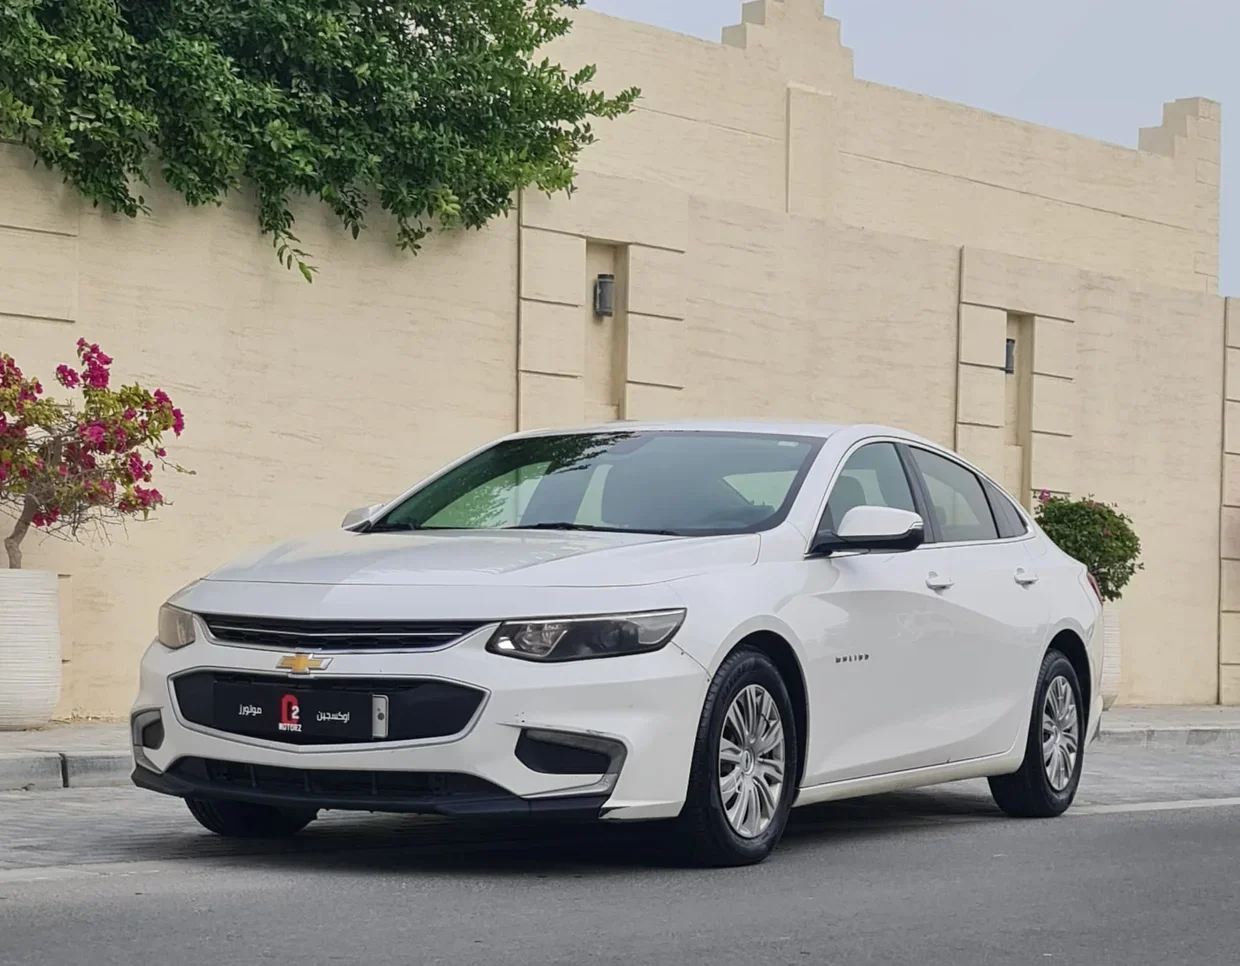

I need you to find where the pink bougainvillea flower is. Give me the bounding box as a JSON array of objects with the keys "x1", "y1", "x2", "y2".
[
  {"x1": 83, "y1": 365, "x2": 109, "y2": 390},
  {"x1": 81, "y1": 422, "x2": 107, "y2": 447},
  {"x1": 31, "y1": 509, "x2": 60, "y2": 529},
  {"x1": 76, "y1": 341, "x2": 113, "y2": 389},
  {"x1": 172, "y1": 408, "x2": 185, "y2": 436},
  {"x1": 133, "y1": 485, "x2": 164, "y2": 510},
  {"x1": 55, "y1": 365, "x2": 81, "y2": 388}
]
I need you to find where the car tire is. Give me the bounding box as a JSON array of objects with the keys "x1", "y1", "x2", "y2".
[
  {"x1": 673, "y1": 647, "x2": 799, "y2": 867},
  {"x1": 185, "y1": 798, "x2": 318, "y2": 838},
  {"x1": 989, "y1": 648, "x2": 1085, "y2": 818}
]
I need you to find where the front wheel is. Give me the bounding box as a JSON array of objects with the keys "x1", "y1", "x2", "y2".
[
  {"x1": 989, "y1": 649, "x2": 1085, "y2": 818},
  {"x1": 674, "y1": 648, "x2": 799, "y2": 867},
  {"x1": 186, "y1": 798, "x2": 317, "y2": 838}
]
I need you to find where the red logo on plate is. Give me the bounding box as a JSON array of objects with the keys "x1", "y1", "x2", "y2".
[{"x1": 278, "y1": 694, "x2": 302, "y2": 733}]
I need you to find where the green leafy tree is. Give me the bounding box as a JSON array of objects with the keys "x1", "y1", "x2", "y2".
[
  {"x1": 1034, "y1": 492, "x2": 1143, "y2": 602},
  {"x1": 0, "y1": 0, "x2": 638, "y2": 280}
]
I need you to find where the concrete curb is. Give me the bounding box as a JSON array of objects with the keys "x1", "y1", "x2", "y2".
[
  {"x1": 0, "y1": 751, "x2": 130, "y2": 792},
  {"x1": 0, "y1": 751, "x2": 65, "y2": 792},
  {"x1": 1, "y1": 725, "x2": 1237, "y2": 793},
  {"x1": 63, "y1": 752, "x2": 134, "y2": 788},
  {"x1": 1097, "y1": 727, "x2": 1240, "y2": 749}
]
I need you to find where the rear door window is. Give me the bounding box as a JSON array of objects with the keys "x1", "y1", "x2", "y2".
[{"x1": 909, "y1": 448, "x2": 999, "y2": 543}]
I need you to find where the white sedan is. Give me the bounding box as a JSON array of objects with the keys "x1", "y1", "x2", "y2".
[{"x1": 132, "y1": 421, "x2": 1103, "y2": 866}]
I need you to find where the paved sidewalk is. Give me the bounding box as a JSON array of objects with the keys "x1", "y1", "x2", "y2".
[
  {"x1": 1096, "y1": 705, "x2": 1240, "y2": 747},
  {"x1": 0, "y1": 723, "x2": 129, "y2": 792},
  {"x1": 2, "y1": 706, "x2": 1239, "y2": 792}
]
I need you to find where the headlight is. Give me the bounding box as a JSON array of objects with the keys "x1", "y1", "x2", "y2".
[
  {"x1": 157, "y1": 605, "x2": 197, "y2": 650},
  {"x1": 486, "y1": 610, "x2": 686, "y2": 662}
]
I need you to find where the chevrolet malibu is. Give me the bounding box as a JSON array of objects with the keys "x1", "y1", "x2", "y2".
[{"x1": 132, "y1": 421, "x2": 1103, "y2": 866}]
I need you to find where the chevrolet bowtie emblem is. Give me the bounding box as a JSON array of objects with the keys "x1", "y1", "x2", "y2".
[{"x1": 277, "y1": 653, "x2": 332, "y2": 675}]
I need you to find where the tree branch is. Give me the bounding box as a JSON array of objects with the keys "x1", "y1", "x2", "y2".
[{"x1": 4, "y1": 496, "x2": 37, "y2": 570}]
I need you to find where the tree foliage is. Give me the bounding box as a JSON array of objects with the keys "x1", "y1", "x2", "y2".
[
  {"x1": 0, "y1": 0, "x2": 638, "y2": 279},
  {"x1": 1035, "y1": 493, "x2": 1143, "y2": 602}
]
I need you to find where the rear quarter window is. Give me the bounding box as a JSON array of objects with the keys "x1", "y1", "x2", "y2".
[{"x1": 983, "y1": 480, "x2": 1029, "y2": 539}]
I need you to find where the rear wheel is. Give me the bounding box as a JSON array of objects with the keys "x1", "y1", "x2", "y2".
[
  {"x1": 989, "y1": 649, "x2": 1084, "y2": 818},
  {"x1": 186, "y1": 798, "x2": 317, "y2": 838},
  {"x1": 674, "y1": 648, "x2": 799, "y2": 867}
]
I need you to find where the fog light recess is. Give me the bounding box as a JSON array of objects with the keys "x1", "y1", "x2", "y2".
[
  {"x1": 516, "y1": 729, "x2": 626, "y2": 777},
  {"x1": 131, "y1": 709, "x2": 164, "y2": 772}
]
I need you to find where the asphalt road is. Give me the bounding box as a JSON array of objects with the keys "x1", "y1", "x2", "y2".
[{"x1": 2, "y1": 745, "x2": 1239, "y2": 966}]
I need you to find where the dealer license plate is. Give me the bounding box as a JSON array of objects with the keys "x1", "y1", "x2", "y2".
[{"x1": 213, "y1": 683, "x2": 376, "y2": 741}]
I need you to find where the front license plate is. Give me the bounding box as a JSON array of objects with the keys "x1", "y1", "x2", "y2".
[{"x1": 214, "y1": 683, "x2": 375, "y2": 741}]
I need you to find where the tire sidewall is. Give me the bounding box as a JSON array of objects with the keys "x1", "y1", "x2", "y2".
[
  {"x1": 698, "y1": 650, "x2": 799, "y2": 863},
  {"x1": 1030, "y1": 652, "x2": 1085, "y2": 810}
]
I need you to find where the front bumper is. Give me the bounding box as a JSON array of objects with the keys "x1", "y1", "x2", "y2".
[
  {"x1": 132, "y1": 758, "x2": 610, "y2": 820},
  {"x1": 131, "y1": 621, "x2": 710, "y2": 822}
]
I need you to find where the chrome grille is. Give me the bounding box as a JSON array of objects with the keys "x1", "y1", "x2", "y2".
[{"x1": 200, "y1": 614, "x2": 487, "y2": 651}]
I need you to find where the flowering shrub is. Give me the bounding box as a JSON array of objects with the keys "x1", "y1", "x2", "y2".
[
  {"x1": 1034, "y1": 492, "x2": 1142, "y2": 603},
  {"x1": 0, "y1": 340, "x2": 188, "y2": 569}
]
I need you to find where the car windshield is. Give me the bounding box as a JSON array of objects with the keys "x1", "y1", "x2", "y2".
[{"x1": 370, "y1": 431, "x2": 824, "y2": 537}]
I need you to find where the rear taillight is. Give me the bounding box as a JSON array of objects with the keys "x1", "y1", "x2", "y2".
[{"x1": 1086, "y1": 572, "x2": 1103, "y2": 604}]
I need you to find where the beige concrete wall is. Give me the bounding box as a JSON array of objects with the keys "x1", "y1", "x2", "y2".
[
  {"x1": 554, "y1": 3, "x2": 1219, "y2": 292},
  {"x1": 0, "y1": 143, "x2": 519, "y2": 715},
  {"x1": 949, "y1": 248, "x2": 1225, "y2": 704},
  {"x1": 0, "y1": 0, "x2": 1227, "y2": 715}
]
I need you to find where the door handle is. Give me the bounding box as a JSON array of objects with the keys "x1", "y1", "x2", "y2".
[
  {"x1": 926, "y1": 572, "x2": 955, "y2": 591},
  {"x1": 1014, "y1": 568, "x2": 1040, "y2": 586}
]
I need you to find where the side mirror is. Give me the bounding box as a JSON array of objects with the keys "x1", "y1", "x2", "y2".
[
  {"x1": 811, "y1": 506, "x2": 925, "y2": 555},
  {"x1": 341, "y1": 504, "x2": 383, "y2": 529}
]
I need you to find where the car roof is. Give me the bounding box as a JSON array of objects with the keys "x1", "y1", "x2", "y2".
[{"x1": 506, "y1": 419, "x2": 931, "y2": 445}]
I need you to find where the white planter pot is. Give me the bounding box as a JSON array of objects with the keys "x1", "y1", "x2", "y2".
[
  {"x1": 1100, "y1": 600, "x2": 1121, "y2": 711},
  {"x1": 0, "y1": 570, "x2": 62, "y2": 730}
]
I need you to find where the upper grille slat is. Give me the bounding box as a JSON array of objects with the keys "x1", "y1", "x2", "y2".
[
  {"x1": 207, "y1": 625, "x2": 458, "y2": 639},
  {"x1": 200, "y1": 614, "x2": 486, "y2": 651}
]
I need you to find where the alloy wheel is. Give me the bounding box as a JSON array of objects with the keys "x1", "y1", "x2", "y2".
[
  {"x1": 1042, "y1": 675, "x2": 1079, "y2": 792},
  {"x1": 718, "y1": 684, "x2": 786, "y2": 838}
]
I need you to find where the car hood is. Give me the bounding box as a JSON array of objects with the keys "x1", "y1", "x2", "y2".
[{"x1": 202, "y1": 528, "x2": 760, "y2": 588}]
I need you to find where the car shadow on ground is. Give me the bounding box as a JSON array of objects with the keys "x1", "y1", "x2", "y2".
[{"x1": 93, "y1": 784, "x2": 1008, "y2": 876}]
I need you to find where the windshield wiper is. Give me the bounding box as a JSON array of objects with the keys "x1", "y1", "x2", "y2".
[
  {"x1": 501, "y1": 522, "x2": 681, "y2": 536},
  {"x1": 361, "y1": 522, "x2": 452, "y2": 533},
  {"x1": 364, "y1": 520, "x2": 681, "y2": 536}
]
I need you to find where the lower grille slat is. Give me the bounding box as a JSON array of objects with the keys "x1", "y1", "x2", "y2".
[{"x1": 171, "y1": 757, "x2": 507, "y2": 803}]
